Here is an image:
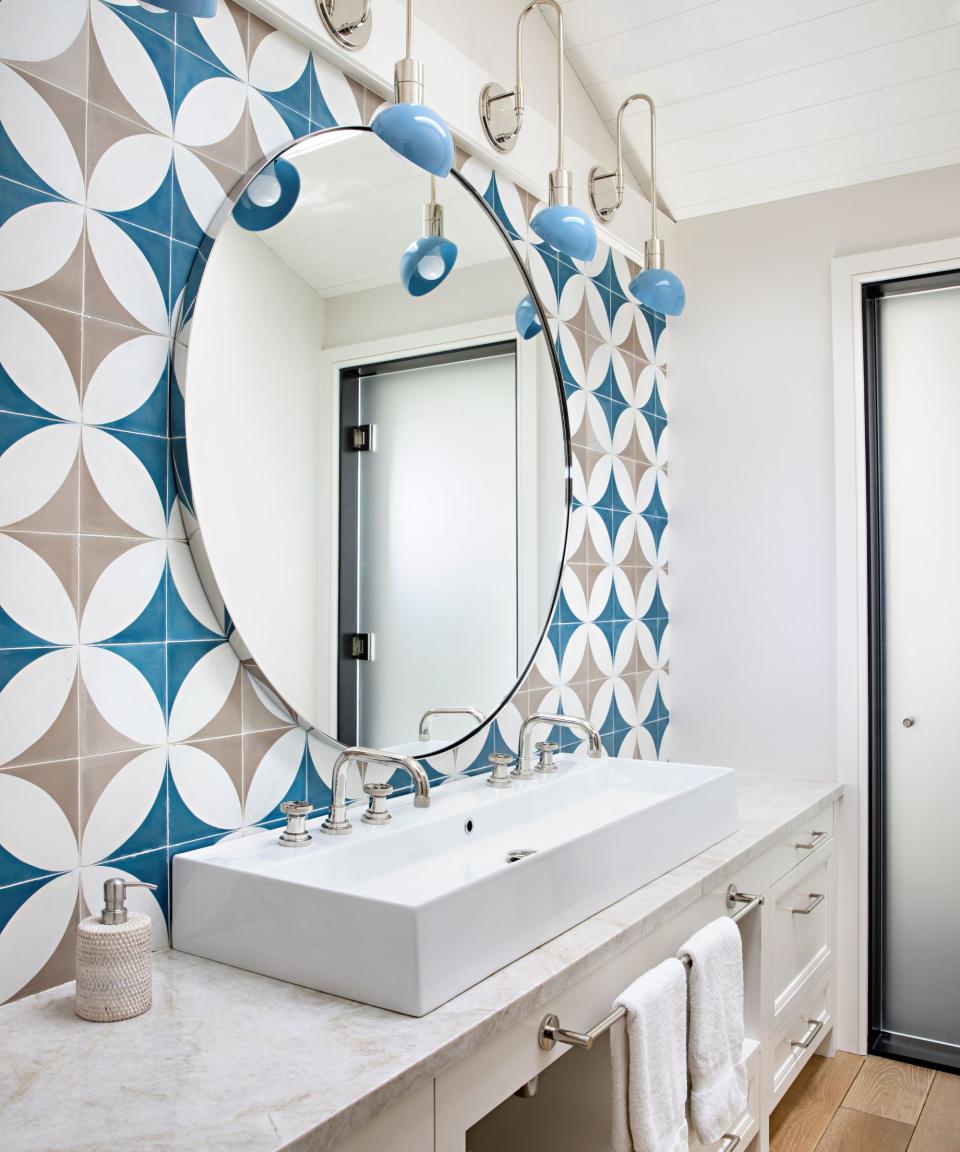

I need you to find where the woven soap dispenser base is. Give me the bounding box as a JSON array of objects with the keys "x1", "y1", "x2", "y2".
[{"x1": 75, "y1": 914, "x2": 153, "y2": 1022}]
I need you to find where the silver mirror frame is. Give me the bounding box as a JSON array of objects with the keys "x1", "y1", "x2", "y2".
[{"x1": 172, "y1": 124, "x2": 572, "y2": 760}]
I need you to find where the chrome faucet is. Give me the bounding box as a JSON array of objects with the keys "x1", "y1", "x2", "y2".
[
  {"x1": 418, "y1": 706, "x2": 484, "y2": 741},
  {"x1": 515, "y1": 713, "x2": 603, "y2": 778},
  {"x1": 320, "y1": 746, "x2": 430, "y2": 836}
]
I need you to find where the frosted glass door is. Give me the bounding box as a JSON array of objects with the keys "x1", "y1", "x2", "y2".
[
  {"x1": 879, "y1": 284, "x2": 960, "y2": 1053},
  {"x1": 357, "y1": 352, "x2": 518, "y2": 749}
]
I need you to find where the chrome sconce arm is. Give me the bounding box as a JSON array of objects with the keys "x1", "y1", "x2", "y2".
[
  {"x1": 589, "y1": 93, "x2": 659, "y2": 257},
  {"x1": 480, "y1": 0, "x2": 564, "y2": 166},
  {"x1": 587, "y1": 92, "x2": 685, "y2": 316},
  {"x1": 480, "y1": 3, "x2": 596, "y2": 265}
]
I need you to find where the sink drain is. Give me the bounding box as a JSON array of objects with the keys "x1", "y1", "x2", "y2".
[{"x1": 506, "y1": 848, "x2": 537, "y2": 863}]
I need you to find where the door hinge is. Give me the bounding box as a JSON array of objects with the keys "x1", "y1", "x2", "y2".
[
  {"x1": 349, "y1": 424, "x2": 375, "y2": 451},
  {"x1": 345, "y1": 633, "x2": 374, "y2": 660}
]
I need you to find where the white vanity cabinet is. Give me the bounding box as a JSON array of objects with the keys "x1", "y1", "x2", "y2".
[{"x1": 337, "y1": 797, "x2": 838, "y2": 1152}]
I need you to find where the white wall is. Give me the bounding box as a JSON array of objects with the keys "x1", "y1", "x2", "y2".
[
  {"x1": 187, "y1": 224, "x2": 328, "y2": 725},
  {"x1": 669, "y1": 163, "x2": 960, "y2": 778}
]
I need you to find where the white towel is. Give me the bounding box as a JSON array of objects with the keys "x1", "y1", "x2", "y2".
[
  {"x1": 610, "y1": 957, "x2": 688, "y2": 1152},
  {"x1": 681, "y1": 917, "x2": 748, "y2": 1145}
]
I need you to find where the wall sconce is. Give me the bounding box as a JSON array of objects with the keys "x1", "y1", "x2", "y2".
[
  {"x1": 588, "y1": 94, "x2": 685, "y2": 316},
  {"x1": 315, "y1": 0, "x2": 372, "y2": 50},
  {"x1": 400, "y1": 176, "x2": 458, "y2": 296},
  {"x1": 479, "y1": 0, "x2": 596, "y2": 263},
  {"x1": 233, "y1": 159, "x2": 301, "y2": 232},
  {"x1": 148, "y1": 0, "x2": 216, "y2": 15},
  {"x1": 371, "y1": 0, "x2": 454, "y2": 178},
  {"x1": 515, "y1": 294, "x2": 542, "y2": 340}
]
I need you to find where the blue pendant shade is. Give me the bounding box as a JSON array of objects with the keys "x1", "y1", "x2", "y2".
[
  {"x1": 515, "y1": 294, "x2": 542, "y2": 341},
  {"x1": 531, "y1": 203, "x2": 597, "y2": 262},
  {"x1": 233, "y1": 159, "x2": 300, "y2": 232},
  {"x1": 371, "y1": 103, "x2": 454, "y2": 179},
  {"x1": 148, "y1": 0, "x2": 217, "y2": 15},
  {"x1": 628, "y1": 267, "x2": 686, "y2": 316},
  {"x1": 400, "y1": 235, "x2": 458, "y2": 297}
]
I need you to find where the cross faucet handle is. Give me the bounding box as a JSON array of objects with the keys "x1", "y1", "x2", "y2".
[{"x1": 279, "y1": 800, "x2": 313, "y2": 847}]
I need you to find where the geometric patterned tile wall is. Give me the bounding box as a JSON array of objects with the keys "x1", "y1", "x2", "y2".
[{"x1": 0, "y1": 0, "x2": 669, "y2": 1004}]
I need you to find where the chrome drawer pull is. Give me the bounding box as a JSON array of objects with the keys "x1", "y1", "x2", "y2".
[
  {"x1": 794, "y1": 829, "x2": 827, "y2": 850},
  {"x1": 791, "y1": 1017, "x2": 824, "y2": 1050},
  {"x1": 790, "y1": 891, "x2": 825, "y2": 915},
  {"x1": 718, "y1": 1135, "x2": 741, "y2": 1151}
]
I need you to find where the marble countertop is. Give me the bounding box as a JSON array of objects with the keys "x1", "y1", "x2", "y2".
[{"x1": 0, "y1": 772, "x2": 840, "y2": 1152}]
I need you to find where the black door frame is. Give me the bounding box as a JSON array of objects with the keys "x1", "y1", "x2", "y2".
[
  {"x1": 863, "y1": 268, "x2": 960, "y2": 1074},
  {"x1": 336, "y1": 340, "x2": 517, "y2": 745}
]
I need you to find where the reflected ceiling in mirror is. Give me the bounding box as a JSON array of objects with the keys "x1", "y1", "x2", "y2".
[{"x1": 177, "y1": 127, "x2": 569, "y2": 757}]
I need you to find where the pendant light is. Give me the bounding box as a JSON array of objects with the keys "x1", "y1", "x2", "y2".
[
  {"x1": 479, "y1": 0, "x2": 596, "y2": 263},
  {"x1": 147, "y1": 0, "x2": 216, "y2": 16},
  {"x1": 588, "y1": 93, "x2": 685, "y2": 316},
  {"x1": 233, "y1": 158, "x2": 301, "y2": 232},
  {"x1": 371, "y1": 0, "x2": 454, "y2": 179},
  {"x1": 400, "y1": 176, "x2": 458, "y2": 296}
]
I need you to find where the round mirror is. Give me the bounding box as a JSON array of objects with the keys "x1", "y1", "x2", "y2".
[{"x1": 175, "y1": 126, "x2": 569, "y2": 756}]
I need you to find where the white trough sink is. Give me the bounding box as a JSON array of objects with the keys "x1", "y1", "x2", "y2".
[{"x1": 172, "y1": 756, "x2": 738, "y2": 1016}]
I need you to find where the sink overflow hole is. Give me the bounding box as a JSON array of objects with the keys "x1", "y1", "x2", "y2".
[
  {"x1": 506, "y1": 849, "x2": 537, "y2": 864},
  {"x1": 464, "y1": 819, "x2": 474, "y2": 834}
]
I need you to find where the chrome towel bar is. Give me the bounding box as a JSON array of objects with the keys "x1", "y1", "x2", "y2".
[{"x1": 538, "y1": 884, "x2": 763, "y2": 1052}]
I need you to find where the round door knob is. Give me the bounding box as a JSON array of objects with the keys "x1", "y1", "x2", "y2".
[{"x1": 902, "y1": 717, "x2": 915, "y2": 728}]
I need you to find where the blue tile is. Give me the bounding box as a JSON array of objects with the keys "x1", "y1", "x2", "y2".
[
  {"x1": 0, "y1": 872, "x2": 69, "y2": 930},
  {"x1": 98, "y1": 356, "x2": 169, "y2": 439},
  {"x1": 97, "y1": 642, "x2": 167, "y2": 718},
  {"x1": 0, "y1": 124, "x2": 71, "y2": 201},
  {"x1": 101, "y1": 774, "x2": 169, "y2": 863},
  {"x1": 166, "y1": 638, "x2": 219, "y2": 711},
  {"x1": 0, "y1": 841, "x2": 59, "y2": 890},
  {"x1": 175, "y1": 13, "x2": 241, "y2": 76}
]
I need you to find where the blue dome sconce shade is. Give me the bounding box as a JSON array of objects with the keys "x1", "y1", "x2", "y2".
[
  {"x1": 371, "y1": 102, "x2": 453, "y2": 178},
  {"x1": 400, "y1": 178, "x2": 457, "y2": 297},
  {"x1": 372, "y1": 1, "x2": 454, "y2": 178},
  {"x1": 531, "y1": 202, "x2": 597, "y2": 262},
  {"x1": 233, "y1": 159, "x2": 301, "y2": 232},
  {"x1": 628, "y1": 266, "x2": 686, "y2": 316},
  {"x1": 400, "y1": 236, "x2": 458, "y2": 296},
  {"x1": 587, "y1": 92, "x2": 686, "y2": 315},
  {"x1": 515, "y1": 294, "x2": 543, "y2": 341},
  {"x1": 478, "y1": 1, "x2": 596, "y2": 263},
  {"x1": 148, "y1": 0, "x2": 217, "y2": 15}
]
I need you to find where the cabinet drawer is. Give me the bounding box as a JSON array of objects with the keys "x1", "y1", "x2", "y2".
[
  {"x1": 771, "y1": 848, "x2": 832, "y2": 1026},
  {"x1": 688, "y1": 1044, "x2": 760, "y2": 1152},
  {"x1": 769, "y1": 978, "x2": 832, "y2": 1107},
  {"x1": 763, "y1": 804, "x2": 835, "y2": 887}
]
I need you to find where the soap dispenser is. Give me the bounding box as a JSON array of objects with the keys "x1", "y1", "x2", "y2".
[{"x1": 75, "y1": 877, "x2": 157, "y2": 1022}]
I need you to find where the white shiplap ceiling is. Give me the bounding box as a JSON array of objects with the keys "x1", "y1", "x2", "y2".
[
  {"x1": 256, "y1": 132, "x2": 507, "y2": 296},
  {"x1": 559, "y1": 0, "x2": 960, "y2": 218}
]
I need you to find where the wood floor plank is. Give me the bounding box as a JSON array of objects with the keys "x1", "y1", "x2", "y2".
[
  {"x1": 843, "y1": 1055, "x2": 935, "y2": 1125},
  {"x1": 815, "y1": 1107, "x2": 914, "y2": 1152},
  {"x1": 908, "y1": 1070, "x2": 960, "y2": 1152},
  {"x1": 770, "y1": 1052, "x2": 866, "y2": 1152}
]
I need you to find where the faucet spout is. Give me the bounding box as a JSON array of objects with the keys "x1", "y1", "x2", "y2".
[
  {"x1": 418, "y1": 706, "x2": 484, "y2": 741},
  {"x1": 517, "y1": 713, "x2": 602, "y2": 774},
  {"x1": 321, "y1": 747, "x2": 430, "y2": 836}
]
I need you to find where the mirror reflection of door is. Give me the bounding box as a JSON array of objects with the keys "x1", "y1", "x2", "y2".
[{"x1": 339, "y1": 345, "x2": 518, "y2": 748}]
